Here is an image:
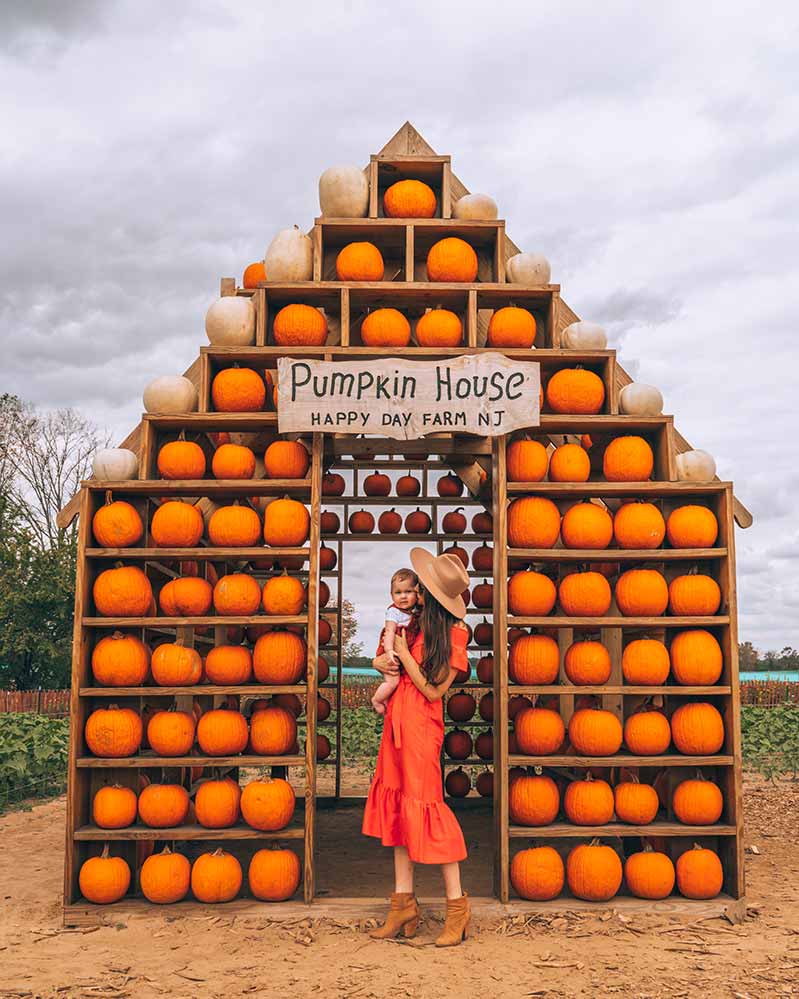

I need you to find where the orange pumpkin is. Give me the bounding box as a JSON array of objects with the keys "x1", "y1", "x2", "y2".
[
  {"x1": 507, "y1": 496, "x2": 561, "y2": 548},
  {"x1": 240, "y1": 777, "x2": 296, "y2": 831},
  {"x1": 509, "y1": 775, "x2": 560, "y2": 825},
  {"x1": 515, "y1": 707, "x2": 565, "y2": 755},
  {"x1": 92, "y1": 499, "x2": 144, "y2": 548},
  {"x1": 568, "y1": 708, "x2": 622, "y2": 755},
  {"x1": 208, "y1": 504, "x2": 261, "y2": 547},
  {"x1": 670, "y1": 629, "x2": 723, "y2": 685},
  {"x1": 242, "y1": 261, "x2": 266, "y2": 288},
  {"x1": 263, "y1": 573, "x2": 305, "y2": 616},
  {"x1": 558, "y1": 571, "x2": 612, "y2": 617},
  {"x1": 93, "y1": 566, "x2": 153, "y2": 617},
  {"x1": 548, "y1": 443, "x2": 591, "y2": 482},
  {"x1": 79, "y1": 844, "x2": 131, "y2": 904},
  {"x1": 561, "y1": 502, "x2": 613, "y2": 550},
  {"x1": 546, "y1": 369, "x2": 605, "y2": 415},
  {"x1": 487, "y1": 307, "x2": 536, "y2": 348},
  {"x1": 151, "y1": 642, "x2": 203, "y2": 686},
  {"x1": 211, "y1": 443, "x2": 256, "y2": 480},
  {"x1": 566, "y1": 840, "x2": 622, "y2": 901},
  {"x1": 621, "y1": 638, "x2": 670, "y2": 684},
  {"x1": 253, "y1": 631, "x2": 307, "y2": 684},
  {"x1": 138, "y1": 783, "x2": 190, "y2": 827},
  {"x1": 615, "y1": 568, "x2": 669, "y2": 616},
  {"x1": 263, "y1": 497, "x2": 310, "y2": 546},
  {"x1": 426, "y1": 237, "x2": 478, "y2": 282},
  {"x1": 672, "y1": 775, "x2": 723, "y2": 825},
  {"x1": 336, "y1": 241, "x2": 384, "y2": 281},
  {"x1": 273, "y1": 304, "x2": 328, "y2": 347},
  {"x1": 360, "y1": 307, "x2": 411, "y2": 347},
  {"x1": 415, "y1": 308, "x2": 463, "y2": 346},
  {"x1": 666, "y1": 505, "x2": 719, "y2": 548},
  {"x1": 250, "y1": 705, "x2": 297, "y2": 755},
  {"x1": 157, "y1": 440, "x2": 206, "y2": 480},
  {"x1": 625, "y1": 846, "x2": 675, "y2": 900},
  {"x1": 668, "y1": 572, "x2": 721, "y2": 616},
  {"x1": 564, "y1": 641, "x2": 611, "y2": 685},
  {"x1": 676, "y1": 844, "x2": 723, "y2": 899},
  {"x1": 158, "y1": 577, "x2": 213, "y2": 616},
  {"x1": 563, "y1": 773, "x2": 614, "y2": 825},
  {"x1": 191, "y1": 849, "x2": 243, "y2": 903},
  {"x1": 509, "y1": 634, "x2": 559, "y2": 684},
  {"x1": 195, "y1": 777, "x2": 242, "y2": 828},
  {"x1": 671, "y1": 702, "x2": 724, "y2": 755},
  {"x1": 506, "y1": 439, "x2": 548, "y2": 482},
  {"x1": 248, "y1": 847, "x2": 301, "y2": 901},
  {"x1": 140, "y1": 845, "x2": 191, "y2": 904},
  {"x1": 92, "y1": 785, "x2": 138, "y2": 829},
  {"x1": 146, "y1": 710, "x2": 195, "y2": 757},
  {"x1": 150, "y1": 500, "x2": 204, "y2": 547},
  {"x1": 91, "y1": 632, "x2": 150, "y2": 686},
  {"x1": 603, "y1": 436, "x2": 654, "y2": 481},
  {"x1": 204, "y1": 645, "x2": 253, "y2": 685},
  {"x1": 263, "y1": 441, "x2": 310, "y2": 480},
  {"x1": 197, "y1": 708, "x2": 249, "y2": 756},
  {"x1": 211, "y1": 368, "x2": 266, "y2": 412},
  {"x1": 508, "y1": 571, "x2": 557, "y2": 616},
  {"x1": 613, "y1": 501, "x2": 666, "y2": 549},
  {"x1": 213, "y1": 573, "x2": 262, "y2": 615},
  {"x1": 384, "y1": 179, "x2": 436, "y2": 218},
  {"x1": 510, "y1": 846, "x2": 564, "y2": 901},
  {"x1": 624, "y1": 707, "x2": 671, "y2": 755},
  {"x1": 614, "y1": 776, "x2": 659, "y2": 824},
  {"x1": 85, "y1": 706, "x2": 143, "y2": 758}
]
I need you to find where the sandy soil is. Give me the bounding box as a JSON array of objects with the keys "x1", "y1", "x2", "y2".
[{"x1": 1, "y1": 774, "x2": 798, "y2": 999}]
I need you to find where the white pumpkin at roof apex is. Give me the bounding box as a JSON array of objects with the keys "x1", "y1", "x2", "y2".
[
  {"x1": 264, "y1": 225, "x2": 313, "y2": 282},
  {"x1": 561, "y1": 321, "x2": 608, "y2": 351},
  {"x1": 205, "y1": 295, "x2": 255, "y2": 346},
  {"x1": 318, "y1": 165, "x2": 369, "y2": 218},
  {"x1": 453, "y1": 193, "x2": 498, "y2": 220},
  {"x1": 619, "y1": 382, "x2": 664, "y2": 417},
  {"x1": 92, "y1": 448, "x2": 138, "y2": 481},
  {"x1": 506, "y1": 252, "x2": 551, "y2": 285},
  {"x1": 676, "y1": 449, "x2": 717, "y2": 483},
  {"x1": 142, "y1": 375, "x2": 198, "y2": 415}
]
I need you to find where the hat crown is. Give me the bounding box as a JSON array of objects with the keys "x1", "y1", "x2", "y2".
[{"x1": 432, "y1": 553, "x2": 469, "y2": 597}]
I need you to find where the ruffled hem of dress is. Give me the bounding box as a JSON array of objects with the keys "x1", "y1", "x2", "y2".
[{"x1": 361, "y1": 778, "x2": 467, "y2": 864}]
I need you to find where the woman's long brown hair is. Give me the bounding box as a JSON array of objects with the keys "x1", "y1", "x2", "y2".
[{"x1": 418, "y1": 583, "x2": 457, "y2": 685}]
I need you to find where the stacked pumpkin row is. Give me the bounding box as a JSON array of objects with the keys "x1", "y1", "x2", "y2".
[
  {"x1": 81, "y1": 842, "x2": 301, "y2": 906},
  {"x1": 323, "y1": 470, "x2": 467, "y2": 499},
  {"x1": 509, "y1": 701, "x2": 726, "y2": 757},
  {"x1": 509, "y1": 770, "x2": 723, "y2": 828},
  {"x1": 508, "y1": 631, "x2": 724, "y2": 687},
  {"x1": 511, "y1": 840, "x2": 724, "y2": 902},
  {"x1": 152, "y1": 437, "x2": 310, "y2": 482},
  {"x1": 505, "y1": 566, "x2": 723, "y2": 618},
  {"x1": 508, "y1": 496, "x2": 719, "y2": 550},
  {"x1": 445, "y1": 767, "x2": 494, "y2": 798}
]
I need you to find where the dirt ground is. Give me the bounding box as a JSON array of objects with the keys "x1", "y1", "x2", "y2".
[{"x1": 1, "y1": 774, "x2": 798, "y2": 999}]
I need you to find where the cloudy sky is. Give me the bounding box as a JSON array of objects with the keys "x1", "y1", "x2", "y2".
[{"x1": 2, "y1": 1, "x2": 797, "y2": 653}]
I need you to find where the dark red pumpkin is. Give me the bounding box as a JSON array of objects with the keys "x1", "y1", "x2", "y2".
[
  {"x1": 472, "y1": 510, "x2": 493, "y2": 535},
  {"x1": 445, "y1": 767, "x2": 471, "y2": 798},
  {"x1": 396, "y1": 475, "x2": 421, "y2": 497},
  {"x1": 348, "y1": 510, "x2": 374, "y2": 534},
  {"x1": 479, "y1": 692, "x2": 494, "y2": 722},
  {"x1": 475, "y1": 729, "x2": 494, "y2": 760},
  {"x1": 322, "y1": 473, "x2": 345, "y2": 496},
  {"x1": 447, "y1": 691, "x2": 476, "y2": 722},
  {"x1": 476, "y1": 771, "x2": 494, "y2": 797},
  {"x1": 444, "y1": 728, "x2": 473, "y2": 760},
  {"x1": 319, "y1": 544, "x2": 337, "y2": 571},
  {"x1": 442, "y1": 508, "x2": 467, "y2": 534},
  {"x1": 472, "y1": 543, "x2": 493, "y2": 572},
  {"x1": 378, "y1": 509, "x2": 402, "y2": 534},
  {"x1": 405, "y1": 508, "x2": 432, "y2": 534},
  {"x1": 320, "y1": 511, "x2": 340, "y2": 534},
  {"x1": 473, "y1": 580, "x2": 494, "y2": 609},
  {"x1": 363, "y1": 472, "x2": 390, "y2": 496},
  {"x1": 437, "y1": 473, "x2": 464, "y2": 497},
  {"x1": 474, "y1": 618, "x2": 493, "y2": 647}
]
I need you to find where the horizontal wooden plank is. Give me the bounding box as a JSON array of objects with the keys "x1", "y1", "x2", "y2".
[
  {"x1": 321, "y1": 533, "x2": 489, "y2": 543},
  {"x1": 508, "y1": 616, "x2": 730, "y2": 628},
  {"x1": 80, "y1": 685, "x2": 307, "y2": 697},
  {"x1": 320, "y1": 497, "x2": 487, "y2": 507},
  {"x1": 77, "y1": 755, "x2": 305, "y2": 768},
  {"x1": 85, "y1": 547, "x2": 309, "y2": 560},
  {"x1": 509, "y1": 685, "x2": 732, "y2": 696},
  {"x1": 508, "y1": 822, "x2": 737, "y2": 838},
  {"x1": 204, "y1": 344, "x2": 591, "y2": 361},
  {"x1": 508, "y1": 548, "x2": 727, "y2": 562},
  {"x1": 83, "y1": 479, "x2": 311, "y2": 495},
  {"x1": 83, "y1": 614, "x2": 333, "y2": 627},
  {"x1": 143, "y1": 413, "x2": 278, "y2": 430},
  {"x1": 506, "y1": 482, "x2": 730, "y2": 495},
  {"x1": 508, "y1": 754, "x2": 734, "y2": 767},
  {"x1": 75, "y1": 824, "x2": 305, "y2": 841}
]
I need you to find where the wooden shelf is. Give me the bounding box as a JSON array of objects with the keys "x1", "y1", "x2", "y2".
[
  {"x1": 322, "y1": 497, "x2": 487, "y2": 507},
  {"x1": 443, "y1": 758, "x2": 494, "y2": 766},
  {"x1": 143, "y1": 413, "x2": 278, "y2": 430},
  {"x1": 83, "y1": 613, "x2": 335, "y2": 627},
  {"x1": 75, "y1": 824, "x2": 305, "y2": 841},
  {"x1": 323, "y1": 533, "x2": 488, "y2": 543},
  {"x1": 204, "y1": 344, "x2": 598, "y2": 362},
  {"x1": 508, "y1": 822, "x2": 737, "y2": 839},
  {"x1": 508, "y1": 754, "x2": 733, "y2": 767},
  {"x1": 506, "y1": 482, "x2": 731, "y2": 495},
  {"x1": 508, "y1": 685, "x2": 732, "y2": 696},
  {"x1": 508, "y1": 548, "x2": 727, "y2": 562},
  {"x1": 507, "y1": 616, "x2": 730, "y2": 628},
  {"x1": 80, "y1": 685, "x2": 308, "y2": 697},
  {"x1": 77, "y1": 755, "x2": 306, "y2": 768},
  {"x1": 83, "y1": 479, "x2": 311, "y2": 495},
  {"x1": 85, "y1": 547, "x2": 309, "y2": 560}
]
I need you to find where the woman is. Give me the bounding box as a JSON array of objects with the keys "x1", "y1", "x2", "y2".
[{"x1": 361, "y1": 548, "x2": 472, "y2": 946}]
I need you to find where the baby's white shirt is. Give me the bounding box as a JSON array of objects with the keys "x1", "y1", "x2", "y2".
[{"x1": 384, "y1": 605, "x2": 414, "y2": 628}]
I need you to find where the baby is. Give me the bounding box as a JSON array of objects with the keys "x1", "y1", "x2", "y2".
[{"x1": 371, "y1": 568, "x2": 420, "y2": 715}]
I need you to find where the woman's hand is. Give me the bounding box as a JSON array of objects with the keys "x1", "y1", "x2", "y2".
[{"x1": 373, "y1": 652, "x2": 399, "y2": 676}]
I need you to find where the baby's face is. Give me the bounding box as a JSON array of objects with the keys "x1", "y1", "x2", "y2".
[{"x1": 392, "y1": 579, "x2": 418, "y2": 611}]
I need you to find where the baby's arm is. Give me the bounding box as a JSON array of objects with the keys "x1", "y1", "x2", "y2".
[{"x1": 382, "y1": 620, "x2": 399, "y2": 661}]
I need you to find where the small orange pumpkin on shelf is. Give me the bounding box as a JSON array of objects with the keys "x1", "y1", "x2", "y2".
[
  {"x1": 613, "y1": 501, "x2": 666, "y2": 549},
  {"x1": 191, "y1": 848, "x2": 243, "y2": 903},
  {"x1": 614, "y1": 775, "x2": 660, "y2": 824},
  {"x1": 487, "y1": 306, "x2": 536, "y2": 348},
  {"x1": 508, "y1": 571, "x2": 557, "y2": 616},
  {"x1": 415, "y1": 308, "x2": 463, "y2": 346},
  {"x1": 262, "y1": 572, "x2": 305, "y2": 616},
  {"x1": 157, "y1": 440, "x2": 206, "y2": 480},
  {"x1": 211, "y1": 367, "x2": 266, "y2": 412},
  {"x1": 668, "y1": 571, "x2": 721, "y2": 616},
  {"x1": 263, "y1": 497, "x2": 310, "y2": 547},
  {"x1": 93, "y1": 565, "x2": 153, "y2": 617},
  {"x1": 509, "y1": 634, "x2": 559, "y2": 685},
  {"x1": 195, "y1": 777, "x2": 242, "y2": 829},
  {"x1": 405, "y1": 508, "x2": 432, "y2": 534},
  {"x1": 506, "y1": 439, "x2": 548, "y2": 482},
  {"x1": 204, "y1": 645, "x2": 253, "y2": 685},
  {"x1": 208, "y1": 503, "x2": 261, "y2": 547},
  {"x1": 548, "y1": 442, "x2": 591, "y2": 482},
  {"x1": 138, "y1": 783, "x2": 190, "y2": 828},
  {"x1": 140, "y1": 845, "x2": 191, "y2": 904},
  {"x1": 197, "y1": 708, "x2": 249, "y2": 756},
  {"x1": 558, "y1": 570, "x2": 612, "y2": 617},
  {"x1": 158, "y1": 577, "x2": 213, "y2": 617},
  {"x1": 546, "y1": 368, "x2": 605, "y2": 415},
  {"x1": 79, "y1": 844, "x2": 131, "y2": 904},
  {"x1": 426, "y1": 237, "x2": 478, "y2": 282},
  {"x1": 248, "y1": 846, "x2": 302, "y2": 901},
  {"x1": 564, "y1": 640, "x2": 611, "y2": 685},
  {"x1": 151, "y1": 500, "x2": 204, "y2": 548},
  {"x1": 240, "y1": 777, "x2": 296, "y2": 831},
  {"x1": 566, "y1": 840, "x2": 622, "y2": 901},
  {"x1": 515, "y1": 707, "x2": 565, "y2": 755},
  {"x1": 92, "y1": 498, "x2": 144, "y2": 548},
  {"x1": 666, "y1": 504, "x2": 719, "y2": 549},
  {"x1": 623, "y1": 706, "x2": 672, "y2": 755},
  {"x1": 211, "y1": 443, "x2": 256, "y2": 480},
  {"x1": 250, "y1": 705, "x2": 297, "y2": 756},
  {"x1": 253, "y1": 630, "x2": 307, "y2": 684},
  {"x1": 510, "y1": 846, "x2": 564, "y2": 901},
  {"x1": 625, "y1": 846, "x2": 675, "y2": 900},
  {"x1": 615, "y1": 568, "x2": 669, "y2": 617},
  {"x1": 509, "y1": 774, "x2": 560, "y2": 826},
  {"x1": 561, "y1": 501, "x2": 613, "y2": 550},
  {"x1": 336, "y1": 241, "x2": 385, "y2": 281},
  {"x1": 242, "y1": 261, "x2": 266, "y2": 288},
  {"x1": 92, "y1": 785, "x2": 138, "y2": 829},
  {"x1": 568, "y1": 707, "x2": 622, "y2": 756},
  {"x1": 151, "y1": 642, "x2": 203, "y2": 686},
  {"x1": 85, "y1": 706, "x2": 143, "y2": 758},
  {"x1": 507, "y1": 496, "x2": 561, "y2": 548},
  {"x1": 563, "y1": 773, "x2": 614, "y2": 825},
  {"x1": 670, "y1": 628, "x2": 723, "y2": 685},
  {"x1": 676, "y1": 843, "x2": 723, "y2": 899},
  {"x1": 360, "y1": 307, "x2": 411, "y2": 346},
  {"x1": 146, "y1": 709, "x2": 195, "y2": 757},
  {"x1": 91, "y1": 632, "x2": 150, "y2": 686},
  {"x1": 213, "y1": 573, "x2": 262, "y2": 615},
  {"x1": 671, "y1": 702, "x2": 724, "y2": 755},
  {"x1": 272, "y1": 303, "x2": 328, "y2": 347},
  {"x1": 264, "y1": 440, "x2": 310, "y2": 480},
  {"x1": 602, "y1": 435, "x2": 654, "y2": 481},
  {"x1": 384, "y1": 179, "x2": 436, "y2": 218},
  {"x1": 621, "y1": 638, "x2": 670, "y2": 684},
  {"x1": 672, "y1": 773, "x2": 724, "y2": 825}
]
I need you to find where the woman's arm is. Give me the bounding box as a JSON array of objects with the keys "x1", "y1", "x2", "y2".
[
  {"x1": 393, "y1": 632, "x2": 459, "y2": 703},
  {"x1": 372, "y1": 652, "x2": 399, "y2": 676}
]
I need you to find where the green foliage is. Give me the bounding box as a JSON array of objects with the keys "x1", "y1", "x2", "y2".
[
  {"x1": 741, "y1": 705, "x2": 799, "y2": 780},
  {"x1": 341, "y1": 707, "x2": 383, "y2": 765},
  {"x1": 739, "y1": 641, "x2": 799, "y2": 673},
  {"x1": 0, "y1": 713, "x2": 69, "y2": 808}
]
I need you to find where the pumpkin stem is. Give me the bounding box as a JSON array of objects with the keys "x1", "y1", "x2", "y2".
[
  {"x1": 643, "y1": 843, "x2": 654, "y2": 853},
  {"x1": 588, "y1": 837, "x2": 601, "y2": 847},
  {"x1": 104, "y1": 490, "x2": 113, "y2": 506},
  {"x1": 111, "y1": 630, "x2": 125, "y2": 641},
  {"x1": 100, "y1": 843, "x2": 111, "y2": 859},
  {"x1": 161, "y1": 845, "x2": 173, "y2": 855}
]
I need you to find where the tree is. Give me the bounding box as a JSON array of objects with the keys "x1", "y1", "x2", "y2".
[
  {"x1": 738, "y1": 641, "x2": 759, "y2": 671},
  {"x1": 341, "y1": 598, "x2": 363, "y2": 661}
]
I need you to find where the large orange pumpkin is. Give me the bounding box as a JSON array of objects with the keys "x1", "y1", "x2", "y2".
[
  {"x1": 204, "y1": 645, "x2": 252, "y2": 685},
  {"x1": 262, "y1": 573, "x2": 305, "y2": 616},
  {"x1": 564, "y1": 640, "x2": 611, "y2": 685},
  {"x1": 558, "y1": 571, "x2": 612, "y2": 617},
  {"x1": 672, "y1": 775, "x2": 723, "y2": 825},
  {"x1": 253, "y1": 631, "x2": 307, "y2": 684},
  {"x1": 487, "y1": 307, "x2": 536, "y2": 348},
  {"x1": 509, "y1": 774, "x2": 560, "y2": 825},
  {"x1": 384, "y1": 179, "x2": 436, "y2": 218},
  {"x1": 668, "y1": 573, "x2": 721, "y2": 616},
  {"x1": 195, "y1": 777, "x2": 242, "y2": 828},
  {"x1": 515, "y1": 707, "x2": 565, "y2": 755},
  {"x1": 138, "y1": 783, "x2": 190, "y2": 827},
  {"x1": 213, "y1": 573, "x2": 262, "y2": 615},
  {"x1": 240, "y1": 778, "x2": 296, "y2": 831},
  {"x1": 676, "y1": 844, "x2": 723, "y2": 899},
  {"x1": 548, "y1": 443, "x2": 591, "y2": 482},
  {"x1": 603, "y1": 436, "x2": 654, "y2": 481},
  {"x1": 566, "y1": 840, "x2": 622, "y2": 901},
  {"x1": 151, "y1": 642, "x2": 203, "y2": 686},
  {"x1": 211, "y1": 367, "x2": 266, "y2": 412},
  {"x1": 208, "y1": 504, "x2": 261, "y2": 547},
  {"x1": 415, "y1": 308, "x2": 463, "y2": 346},
  {"x1": 546, "y1": 369, "x2": 605, "y2": 415},
  {"x1": 263, "y1": 497, "x2": 310, "y2": 546},
  {"x1": 625, "y1": 847, "x2": 676, "y2": 900},
  {"x1": 563, "y1": 773, "x2": 614, "y2": 825},
  {"x1": 670, "y1": 629, "x2": 723, "y2": 685},
  {"x1": 614, "y1": 776, "x2": 660, "y2": 824},
  {"x1": 510, "y1": 846, "x2": 564, "y2": 901},
  {"x1": 79, "y1": 845, "x2": 131, "y2": 904},
  {"x1": 157, "y1": 440, "x2": 206, "y2": 480},
  {"x1": 666, "y1": 505, "x2": 719, "y2": 548},
  {"x1": 250, "y1": 706, "x2": 297, "y2": 756},
  {"x1": 248, "y1": 847, "x2": 301, "y2": 901},
  {"x1": 91, "y1": 632, "x2": 150, "y2": 686},
  {"x1": 561, "y1": 502, "x2": 613, "y2": 550},
  {"x1": 670, "y1": 702, "x2": 724, "y2": 755},
  {"x1": 506, "y1": 439, "x2": 548, "y2": 482},
  {"x1": 426, "y1": 237, "x2": 478, "y2": 282},
  {"x1": 615, "y1": 568, "x2": 669, "y2": 617},
  {"x1": 508, "y1": 571, "x2": 557, "y2": 616},
  {"x1": 273, "y1": 304, "x2": 328, "y2": 347},
  {"x1": 360, "y1": 307, "x2": 411, "y2": 346},
  {"x1": 146, "y1": 710, "x2": 195, "y2": 757},
  {"x1": 509, "y1": 634, "x2": 559, "y2": 684},
  {"x1": 191, "y1": 849, "x2": 243, "y2": 902},
  {"x1": 85, "y1": 706, "x2": 142, "y2": 757},
  {"x1": 507, "y1": 496, "x2": 561, "y2": 548},
  {"x1": 621, "y1": 638, "x2": 670, "y2": 684},
  {"x1": 263, "y1": 441, "x2": 310, "y2": 480},
  {"x1": 92, "y1": 785, "x2": 138, "y2": 829},
  {"x1": 150, "y1": 501, "x2": 204, "y2": 548},
  {"x1": 140, "y1": 845, "x2": 191, "y2": 904},
  {"x1": 242, "y1": 261, "x2": 266, "y2": 288},
  {"x1": 568, "y1": 708, "x2": 622, "y2": 755},
  {"x1": 93, "y1": 566, "x2": 153, "y2": 617},
  {"x1": 336, "y1": 241, "x2": 384, "y2": 281},
  {"x1": 197, "y1": 708, "x2": 249, "y2": 756},
  {"x1": 158, "y1": 577, "x2": 213, "y2": 617},
  {"x1": 623, "y1": 708, "x2": 671, "y2": 755},
  {"x1": 613, "y1": 501, "x2": 666, "y2": 549},
  {"x1": 211, "y1": 443, "x2": 256, "y2": 480},
  {"x1": 92, "y1": 499, "x2": 144, "y2": 548}
]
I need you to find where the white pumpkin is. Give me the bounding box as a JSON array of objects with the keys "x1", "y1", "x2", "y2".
[
  {"x1": 92, "y1": 448, "x2": 138, "y2": 481},
  {"x1": 143, "y1": 376, "x2": 198, "y2": 414},
  {"x1": 619, "y1": 382, "x2": 664, "y2": 416},
  {"x1": 676, "y1": 449, "x2": 717, "y2": 482},
  {"x1": 453, "y1": 193, "x2": 498, "y2": 220},
  {"x1": 264, "y1": 225, "x2": 314, "y2": 282},
  {"x1": 506, "y1": 252, "x2": 551, "y2": 285},
  {"x1": 319, "y1": 165, "x2": 369, "y2": 218},
  {"x1": 205, "y1": 296, "x2": 255, "y2": 346},
  {"x1": 561, "y1": 321, "x2": 608, "y2": 350}
]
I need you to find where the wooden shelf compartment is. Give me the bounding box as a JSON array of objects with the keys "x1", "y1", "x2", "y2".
[
  {"x1": 74, "y1": 824, "x2": 305, "y2": 841},
  {"x1": 322, "y1": 532, "x2": 489, "y2": 543},
  {"x1": 508, "y1": 684, "x2": 732, "y2": 697},
  {"x1": 507, "y1": 616, "x2": 730, "y2": 628},
  {"x1": 260, "y1": 283, "x2": 343, "y2": 348},
  {"x1": 76, "y1": 755, "x2": 306, "y2": 768},
  {"x1": 508, "y1": 754, "x2": 734, "y2": 767},
  {"x1": 367, "y1": 156, "x2": 451, "y2": 218},
  {"x1": 321, "y1": 497, "x2": 488, "y2": 507},
  {"x1": 142, "y1": 413, "x2": 278, "y2": 431},
  {"x1": 82, "y1": 614, "x2": 334, "y2": 628},
  {"x1": 82, "y1": 479, "x2": 312, "y2": 497},
  {"x1": 506, "y1": 480, "x2": 731, "y2": 496},
  {"x1": 442, "y1": 758, "x2": 495, "y2": 767},
  {"x1": 508, "y1": 822, "x2": 737, "y2": 839},
  {"x1": 80, "y1": 685, "x2": 309, "y2": 697},
  {"x1": 314, "y1": 220, "x2": 411, "y2": 282},
  {"x1": 507, "y1": 547, "x2": 727, "y2": 563},
  {"x1": 84, "y1": 547, "x2": 310, "y2": 561}
]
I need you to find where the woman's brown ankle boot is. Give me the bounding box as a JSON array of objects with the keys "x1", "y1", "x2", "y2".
[
  {"x1": 435, "y1": 892, "x2": 471, "y2": 946},
  {"x1": 368, "y1": 891, "x2": 420, "y2": 939}
]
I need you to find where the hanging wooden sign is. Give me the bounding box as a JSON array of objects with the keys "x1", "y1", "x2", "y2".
[{"x1": 276, "y1": 353, "x2": 540, "y2": 439}]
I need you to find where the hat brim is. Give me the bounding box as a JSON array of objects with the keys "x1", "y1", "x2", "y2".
[{"x1": 410, "y1": 547, "x2": 468, "y2": 620}]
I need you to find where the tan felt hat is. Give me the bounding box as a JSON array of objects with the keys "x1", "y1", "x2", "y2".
[{"x1": 410, "y1": 548, "x2": 469, "y2": 620}]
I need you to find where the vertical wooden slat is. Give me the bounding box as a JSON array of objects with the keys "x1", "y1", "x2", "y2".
[
  {"x1": 441, "y1": 162, "x2": 452, "y2": 219},
  {"x1": 334, "y1": 539, "x2": 344, "y2": 799},
  {"x1": 405, "y1": 226, "x2": 414, "y2": 282},
  {"x1": 303, "y1": 433, "x2": 323, "y2": 903},
  {"x1": 255, "y1": 288, "x2": 266, "y2": 346},
  {"x1": 312, "y1": 224, "x2": 323, "y2": 282},
  {"x1": 491, "y1": 437, "x2": 509, "y2": 901},
  {"x1": 600, "y1": 627, "x2": 623, "y2": 723},
  {"x1": 340, "y1": 288, "x2": 350, "y2": 348},
  {"x1": 606, "y1": 354, "x2": 619, "y2": 414},
  {"x1": 494, "y1": 225, "x2": 506, "y2": 284},
  {"x1": 467, "y1": 290, "x2": 478, "y2": 348},
  {"x1": 220, "y1": 277, "x2": 236, "y2": 296},
  {"x1": 198, "y1": 354, "x2": 210, "y2": 415},
  {"x1": 138, "y1": 419, "x2": 155, "y2": 480},
  {"x1": 368, "y1": 159, "x2": 379, "y2": 218}
]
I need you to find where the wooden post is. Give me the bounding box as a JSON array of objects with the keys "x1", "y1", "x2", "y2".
[{"x1": 491, "y1": 437, "x2": 509, "y2": 901}]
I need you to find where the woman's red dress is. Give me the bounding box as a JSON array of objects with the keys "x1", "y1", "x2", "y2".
[{"x1": 361, "y1": 624, "x2": 468, "y2": 864}]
